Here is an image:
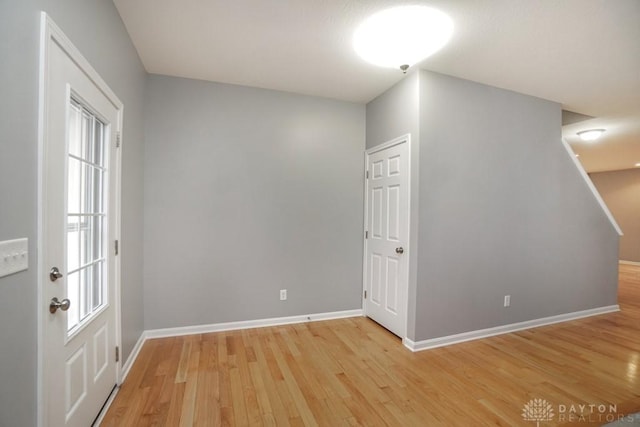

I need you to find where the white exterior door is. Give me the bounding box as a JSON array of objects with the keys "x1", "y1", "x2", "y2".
[
  {"x1": 364, "y1": 136, "x2": 410, "y2": 337},
  {"x1": 40, "y1": 15, "x2": 122, "y2": 426}
]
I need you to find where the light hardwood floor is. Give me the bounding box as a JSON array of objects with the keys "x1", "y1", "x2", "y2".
[{"x1": 102, "y1": 264, "x2": 640, "y2": 426}]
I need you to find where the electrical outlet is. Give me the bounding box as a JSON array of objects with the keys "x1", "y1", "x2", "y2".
[
  {"x1": 280, "y1": 289, "x2": 287, "y2": 301},
  {"x1": 504, "y1": 295, "x2": 511, "y2": 307}
]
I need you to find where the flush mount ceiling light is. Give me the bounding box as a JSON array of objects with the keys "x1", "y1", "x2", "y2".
[
  {"x1": 353, "y1": 5, "x2": 453, "y2": 72},
  {"x1": 577, "y1": 129, "x2": 605, "y2": 141},
  {"x1": 635, "y1": 162, "x2": 640, "y2": 167}
]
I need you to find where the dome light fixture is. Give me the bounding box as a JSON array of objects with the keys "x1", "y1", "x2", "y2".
[
  {"x1": 353, "y1": 5, "x2": 453, "y2": 73},
  {"x1": 577, "y1": 129, "x2": 605, "y2": 141}
]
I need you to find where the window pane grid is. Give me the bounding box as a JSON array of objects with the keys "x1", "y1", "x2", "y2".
[
  {"x1": 66, "y1": 98, "x2": 108, "y2": 333},
  {"x1": 68, "y1": 153, "x2": 106, "y2": 171},
  {"x1": 67, "y1": 257, "x2": 106, "y2": 277}
]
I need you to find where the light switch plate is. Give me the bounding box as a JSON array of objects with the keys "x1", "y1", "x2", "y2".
[{"x1": 0, "y1": 238, "x2": 28, "y2": 278}]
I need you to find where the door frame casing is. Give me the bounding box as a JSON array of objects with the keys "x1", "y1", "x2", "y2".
[
  {"x1": 37, "y1": 12, "x2": 123, "y2": 427},
  {"x1": 362, "y1": 134, "x2": 412, "y2": 340}
]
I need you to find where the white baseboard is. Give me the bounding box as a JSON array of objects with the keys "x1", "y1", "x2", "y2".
[
  {"x1": 94, "y1": 383, "x2": 120, "y2": 426},
  {"x1": 95, "y1": 331, "x2": 147, "y2": 425},
  {"x1": 620, "y1": 260, "x2": 640, "y2": 266},
  {"x1": 145, "y1": 309, "x2": 363, "y2": 340},
  {"x1": 403, "y1": 305, "x2": 620, "y2": 352},
  {"x1": 117, "y1": 310, "x2": 362, "y2": 380},
  {"x1": 120, "y1": 332, "x2": 147, "y2": 383},
  {"x1": 110, "y1": 308, "x2": 361, "y2": 405}
]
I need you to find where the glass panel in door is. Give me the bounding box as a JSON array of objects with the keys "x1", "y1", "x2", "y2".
[{"x1": 66, "y1": 99, "x2": 108, "y2": 334}]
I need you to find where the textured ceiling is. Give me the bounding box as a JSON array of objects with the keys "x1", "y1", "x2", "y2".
[{"x1": 113, "y1": 0, "x2": 640, "y2": 172}]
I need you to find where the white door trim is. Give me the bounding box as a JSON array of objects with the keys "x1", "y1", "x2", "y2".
[
  {"x1": 362, "y1": 134, "x2": 411, "y2": 339},
  {"x1": 37, "y1": 12, "x2": 123, "y2": 427}
]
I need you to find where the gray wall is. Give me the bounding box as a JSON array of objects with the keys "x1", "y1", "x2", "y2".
[
  {"x1": 0, "y1": 2, "x2": 145, "y2": 426},
  {"x1": 365, "y1": 70, "x2": 620, "y2": 342},
  {"x1": 591, "y1": 168, "x2": 640, "y2": 262},
  {"x1": 414, "y1": 70, "x2": 619, "y2": 340},
  {"x1": 365, "y1": 72, "x2": 421, "y2": 339},
  {"x1": 144, "y1": 75, "x2": 365, "y2": 329}
]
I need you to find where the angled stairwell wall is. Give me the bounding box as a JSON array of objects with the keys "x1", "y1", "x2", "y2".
[
  {"x1": 366, "y1": 70, "x2": 620, "y2": 344},
  {"x1": 413, "y1": 70, "x2": 620, "y2": 341}
]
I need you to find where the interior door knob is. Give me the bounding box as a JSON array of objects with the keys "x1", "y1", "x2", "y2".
[
  {"x1": 49, "y1": 267, "x2": 63, "y2": 282},
  {"x1": 395, "y1": 247, "x2": 404, "y2": 254},
  {"x1": 49, "y1": 297, "x2": 71, "y2": 314}
]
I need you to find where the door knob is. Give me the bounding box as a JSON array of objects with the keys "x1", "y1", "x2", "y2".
[
  {"x1": 395, "y1": 247, "x2": 404, "y2": 254},
  {"x1": 49, "y1": 297, "x2": 71, "y2": 314},
  {"x1": 49, "y1": 267, "x2": 63, "y2": 282}
]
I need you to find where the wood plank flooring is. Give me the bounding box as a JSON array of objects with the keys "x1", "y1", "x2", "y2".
[{"x1": 101, "y1": 264, "x2": 640, "y2": 426}]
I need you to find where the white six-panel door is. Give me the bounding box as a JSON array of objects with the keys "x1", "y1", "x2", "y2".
[
  {"x1": 364, "y1": 136, "x2": 410, "y2": 337},
  {"x1": 40, "y1": 14, "x2": 122, "y2": 426}
]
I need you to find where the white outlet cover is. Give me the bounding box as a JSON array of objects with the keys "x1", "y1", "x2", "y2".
[{"x1": 0, "y1": 238, "x2": 28, "y2": 278}]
